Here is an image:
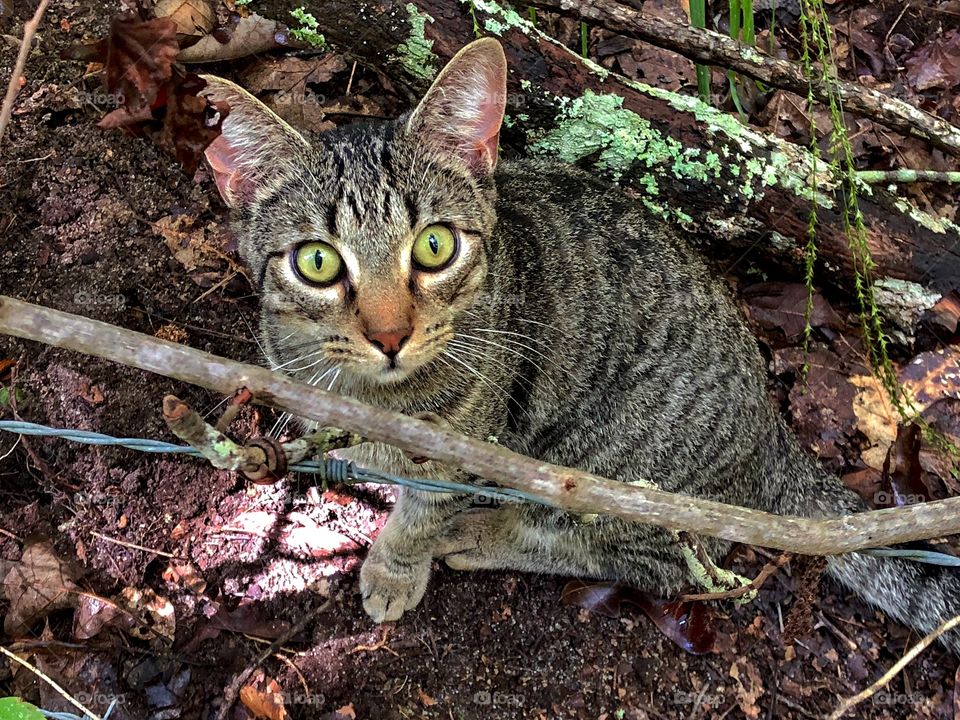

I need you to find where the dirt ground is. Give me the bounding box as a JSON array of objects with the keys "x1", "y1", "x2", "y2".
[{"x1": 1, "y1": 1, "x2": 960, "y2": 719}]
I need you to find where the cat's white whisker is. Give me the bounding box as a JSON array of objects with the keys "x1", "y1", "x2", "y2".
[{"x1": 452, "y1": 332, "x2": 561, "y2": 381}]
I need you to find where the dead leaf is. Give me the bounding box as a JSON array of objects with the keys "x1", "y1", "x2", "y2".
[
  {"x1": 905, "y1": 30, "x2": 960, "y2": 91},
  {"x1": 162, "y1": 562, "x2": 207, "y2": 594},
  {"x1": 178, "y1": 13, "x2": 293, "y2": 63},
  {"x1": 2, "y1": 538, "x2": 80, "y2": 636},
  {"x1": 153, "y1": 214, "x2": 243, "y2": 285},
  {"x1": 851, "y1": 344, "x2": 960, "y2": 469},
  {"x1": 729, "y1": 660, "x2": 764, "y2": 719},
  {"x1": 119, "y1": 587, "x2": 176, "y2": 646},
  {"x1": 181, "y1": 600, "x2": 292, "y2": 653},
  {"x1": 240, "y1": 671, "x2": 287, "y2": 720},
  {"x1": 774, "y1": 347, "x2": 862, "y2": 464},
  {"x1": 880, "y1": 423, "x2": 934, "y2": 507},
  {"x1": 74, "y1": 593, "x2": 135, "y2": 640},
  {"x1": 743, "y1": 283, "x2": 843, "y2": 342},
  {"x1": 417, "y1": 689, "x2": 438, "y2": 707},
  {"x1": 63, "y1": 15, "x2": 228, "y2": 172},
  {"x1": 560, "y1": 580, "x2": 717, "y2": 654},
  {"x1": 63, "y1": 15, "x2": 179, "y2": 111},
  {"x1": 155, "y1": 0, "x2": 214, "y2": 36},
  {"x1": 0, "y1": 358, "x2": 15, "y2": 381},
  {"x1": 919, "y1": 398, "x2": 960, "y2": 494}
]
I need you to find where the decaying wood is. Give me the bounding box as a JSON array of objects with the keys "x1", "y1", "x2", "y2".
[
  {"x1": 5, "y1": 293, "x2": 960, "y2": 556},
  {"x1": 285, "y1": 0, "x2": 960, "y2": 298},
  {"x1": 528, "y1": 0, "x2": 960, "y2": 158}
]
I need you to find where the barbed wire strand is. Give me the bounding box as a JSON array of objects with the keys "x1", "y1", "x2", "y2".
[{"x1": 0, "y1": 420, "x2": 957, "y2": 567}]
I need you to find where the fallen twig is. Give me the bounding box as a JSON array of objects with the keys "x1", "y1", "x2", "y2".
[
  {"x1": 857, "y1": 170, "x2": 960, "y2": 185},
  {"x1": 0, "y1": 644, "x2": 101, "y2": 720},
  {"x1": 0, "y1": 0, "x2": 51, "y2": 144},
  {"x1": 829, "y1": 613, "x2": 960, "y2": 719},
  {"x1": 6, "y1": 295, "x2": 960, "y2": 554},
  {"x1": 529, "y1": 0, "x2": 960, "y2": 157}
]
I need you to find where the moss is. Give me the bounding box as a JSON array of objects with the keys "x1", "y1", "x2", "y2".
[{"x1": 395, "y1": 3, "x2": 438, "y2": 81}]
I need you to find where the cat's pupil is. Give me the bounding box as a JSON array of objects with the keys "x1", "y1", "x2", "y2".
[
  {"x1": 313, "y1": 250, "x2": 324, "y2": 269},
  {"x1": 428, "y1": 234, "x2": 439, "y2": 255}
]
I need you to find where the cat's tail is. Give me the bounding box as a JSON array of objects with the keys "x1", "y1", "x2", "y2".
[{"x1": 767, "y1": 427, "x2": 960, "y2": 653}]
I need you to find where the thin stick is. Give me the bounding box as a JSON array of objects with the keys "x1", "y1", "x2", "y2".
[
  {"x1": 829, "y1": 613, "x2": 960, "y2": 719},
  {"x1": 89, "y1": 531, "x2": 182, "y2": 560},
  {"x1": 0, "y1": 645, "x2": 102, "y2": 720},
  {"x1": 0, "y1": 0, "x2": 51, "y2": 144},
  {"x1": 6, "y1": 295, "x2": 960, "y2": 555},
  {"x1": 527, "y1": 0, "x2": 960, "y2": 157},
  {"x1": 857, "y1": 169, "x2": 960, "y2": 184}
]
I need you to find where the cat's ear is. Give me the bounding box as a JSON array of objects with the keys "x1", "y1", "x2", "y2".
[
  {"x1": 406, "y1": 38, "x2": 507, "y2": 175},
  {"x1": 199, "y1": 75, "x2": 311, "y2": 209}
]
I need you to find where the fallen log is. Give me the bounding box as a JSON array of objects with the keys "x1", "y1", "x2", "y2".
[{"x1": 243, "y1": 0, "x2": 960, "y2": 303}]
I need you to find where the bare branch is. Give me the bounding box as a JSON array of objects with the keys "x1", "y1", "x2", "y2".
[
  {"x1": 0, "y1": 0, "x2": 51, "y2": 144},
  {"x1": 4, "y1": 294, "x2": 960, "y2": 556}
]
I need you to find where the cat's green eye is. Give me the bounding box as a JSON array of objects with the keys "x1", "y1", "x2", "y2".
[
  {"x1": 293, "y1": 242, "x2": 343, "y2": 285},
  {"x1": 412, "y1": 225, "x2": 458, "y2": 270}
]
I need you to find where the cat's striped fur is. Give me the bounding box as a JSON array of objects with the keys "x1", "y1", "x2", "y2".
[{"x1": 200, "y1": 39, "x2": 960, "y2": 650}]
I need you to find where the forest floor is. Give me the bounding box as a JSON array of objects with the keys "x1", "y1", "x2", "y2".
[{"x1": 1, "y1": 0, "x2": 960, "y2": 719}]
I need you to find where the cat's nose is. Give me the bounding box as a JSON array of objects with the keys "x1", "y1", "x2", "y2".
[{"x1": 366, "y1": 326, "x2": 412, "y2": 359}]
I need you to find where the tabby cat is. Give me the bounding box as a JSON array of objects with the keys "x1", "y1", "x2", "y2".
[{"x1": 200, "y1": 39, "x2": 959, "y2": 649}]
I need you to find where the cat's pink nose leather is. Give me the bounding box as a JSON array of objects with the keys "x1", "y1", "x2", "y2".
[{"x1": 366, "y1": 327, "x2": 412, "y2": 358}]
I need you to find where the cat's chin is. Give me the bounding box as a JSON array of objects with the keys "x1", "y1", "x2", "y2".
[{"x1": 345, "y1": 362, "x2": 420, "y2": 387}]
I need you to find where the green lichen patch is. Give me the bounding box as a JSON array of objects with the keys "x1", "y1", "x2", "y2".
[
  {"x1": 465, "y1": 0, "x2": 534, "y2": 36},
  {"x1": 395, "y1": 3, "x2": 438, "y2": 81},
  {"x1": 289, "y1": 7, "x2": 325, "y2": 48},
  {"x1": 528, "y1": 91, "x2": 716, "y2": 185}
]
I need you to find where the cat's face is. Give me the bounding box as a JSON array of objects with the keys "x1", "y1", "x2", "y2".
[{"x1": 201, "y1": 40, "x2": 507, "y2": 390}]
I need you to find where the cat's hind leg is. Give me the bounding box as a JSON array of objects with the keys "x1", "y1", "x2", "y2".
[{"x1": 434, "y1": 505, "x2": 696, "y2": 595}]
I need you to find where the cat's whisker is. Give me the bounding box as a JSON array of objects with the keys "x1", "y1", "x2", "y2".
[
  {"x1": 238, "y1": 311, "x2": 268, "y2": 356},
  {"x1": 452, "y1": 332, "x2": 561, "y2": 381},
  {"x1": 284, "y1": 354, "x2": 330, "y2": 373},
  {"x1": 270, "y1": 364, "x2": 333, "y2": 439},
  {"x1": 446, "y1": 339, "x2": 539, "y2": 394},
  {"x1": 460, "y1": 307, "x2": 574, "y2": 341},
  {"x1": 441, "y1": 347, "x2": 518, "y2": 415},
  {"x1": 471, "y1": 326, "x2": 552, "y2": 349},
  {"x1": 272, "y1": 348, "x2": 326, "y2": 371}
]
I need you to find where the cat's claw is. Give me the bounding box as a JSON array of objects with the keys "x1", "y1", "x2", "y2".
[{"x1": 359, "y1": 552, "x2": 431, "y2": 623}]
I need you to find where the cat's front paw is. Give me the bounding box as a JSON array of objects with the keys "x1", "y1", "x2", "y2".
[{"x1": 359, "y1": 551, "x2": 431, "y2": 623}]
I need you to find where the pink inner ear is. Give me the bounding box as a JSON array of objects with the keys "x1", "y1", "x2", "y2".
[{"x1": 204, "y1": 134, "x2": 255, "y2": 206}]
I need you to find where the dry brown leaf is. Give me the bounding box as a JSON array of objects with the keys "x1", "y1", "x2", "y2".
[
  {"x1": 155, "y1": 0, "x2": 215, "y2": 36},
  {"x1": 120, "y1": 587, "x2": 176, "y2": 645},
  {"x1": 178, "y1": 13, "x2": 290, "y2": 63},
  {"x1": 852, "y1": 345, "x2": 960, "y2": 469},
  {"x1": 417, "y1": 689, "x2": 438, "y2": 707},
  {"x1": 239, "y1": 671, "x2": 287, "y2": 720},
  {"x1": 743, "y1": 282, "x2": 843, "y2": 342},
  {"x1": 905, "y1": 30, "x2": 960, "y2": 91},
  {"x1": 162, "y1": 562, "x2": 207, "y2": 594},
  {"x1": 74, "y1": 593, "x2": 135, "y2": 640},
  {"x1": 2, "y1": 539, "x2": 80, "y2": 636},
  {"x1": 729, "y1": 660, "x2": 764, "y2": 719}
]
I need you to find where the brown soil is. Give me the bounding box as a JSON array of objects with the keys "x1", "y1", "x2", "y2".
[{"x1": 0, "y1": 2, "x2": 957, "y2": 720}]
